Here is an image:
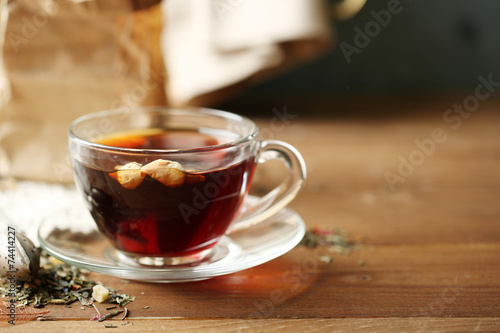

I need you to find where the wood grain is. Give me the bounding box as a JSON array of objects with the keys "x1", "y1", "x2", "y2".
[
  {"x1": 38, "y1": 244, "x2": 500, "y2": 320},
  {"x1": 3, "y1": 96, "x2": 500, "y2": 331},
  {"x1": 5, "y1": 318, "x2": 500, "y2": 332}
]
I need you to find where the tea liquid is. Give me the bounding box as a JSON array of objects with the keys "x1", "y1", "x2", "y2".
[{"x1": 73, "y1": 129, "x2": 256, "y2": 257}]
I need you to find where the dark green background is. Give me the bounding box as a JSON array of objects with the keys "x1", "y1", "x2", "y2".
[{"x1": 218, "y1": 0, "x2": 500, "y2": 113}]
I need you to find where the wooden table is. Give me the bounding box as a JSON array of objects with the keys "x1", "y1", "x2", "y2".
[{"x1": 6, "y1": 95, "x2": 500, "y2": 331}]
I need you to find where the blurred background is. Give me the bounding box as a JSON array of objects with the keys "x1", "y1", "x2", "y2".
[
  {"x1": 1, "y1": 0, "x2": 500, "y2": 182},
  {"x1": 218, "y1": 0, "x2": 500, "y2": 115}
]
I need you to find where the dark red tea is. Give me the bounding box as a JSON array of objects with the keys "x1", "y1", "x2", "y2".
[{"x1": 72, "y1": 129, "x2": 256, "y2": 257}]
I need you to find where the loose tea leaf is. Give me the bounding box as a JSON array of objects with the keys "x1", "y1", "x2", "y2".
[
  {"x1": 0, "y1": 251, "x2": 135, "y2": 322},
  {"x1": 121, "y1": 307, "x2": 129, "y2": 320},
  {"x1": 98, "y1": 309, "x2": 124, "y2": 322},
  {"x1": 110, "y1": 292, "x2": 136, "y2": 307},
  {"x1": 301, "y1": 227, "x2": 364, "y2": 261}
]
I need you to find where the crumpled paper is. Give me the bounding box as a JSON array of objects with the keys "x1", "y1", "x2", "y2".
[
  {"x1": 0, "y1": 0, "x2": 332, "y2": 183},
  {"x1": 0, "y1": 0, "x2": 10, "y2": 112},
  {"x1": 0, "y1": 0, "x2": 166, "y2": 183}
]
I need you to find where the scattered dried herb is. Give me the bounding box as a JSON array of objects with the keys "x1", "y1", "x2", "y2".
[
  {"x1": 97, "y1": 309, "x2": 124, "y2": 322},
  {"x1": 0, "y1": 251, "x2": 135, "y2": 321},
  {"x1": 121, "y1": 307, "x2": 129, "y2": 320},
  {"x1": 319, "y1": 255, "x2": 333, "y2": 263},
  {"x1": 36, "y1": 315, "x2": 54, "y2": 321},
  {"x1": 301, "y1": 227, "x2": 365, "y2": 262}
]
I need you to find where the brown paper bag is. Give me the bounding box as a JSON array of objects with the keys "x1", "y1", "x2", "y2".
[{"x1": 0, "y1": 0, "x2": 166, "y2": 183}]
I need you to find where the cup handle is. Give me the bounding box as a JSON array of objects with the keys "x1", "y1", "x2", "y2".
[{"x1": 227, "y1": 140, "x2": 306, "y2": 234}]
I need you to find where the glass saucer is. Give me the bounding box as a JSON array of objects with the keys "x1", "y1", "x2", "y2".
[{"x1": 37, "y1": 196, "x2": 305, "y2": 283}]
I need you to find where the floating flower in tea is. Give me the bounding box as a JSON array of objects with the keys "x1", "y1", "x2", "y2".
[
  {"x1": 115, "y1": 162, "x2": 146, "y2": 190},
  {"x1": 141, "y1": 159, "x2": 186, "y2": 187},
  {"x1": 109, "y1": 159, "x2": 202, "y2": 189}
]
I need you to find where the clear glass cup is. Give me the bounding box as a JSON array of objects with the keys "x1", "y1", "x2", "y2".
[{"x1": 69, "y1": 107, "x2": 306, "y2": 266}]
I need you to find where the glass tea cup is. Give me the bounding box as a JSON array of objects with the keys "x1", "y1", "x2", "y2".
[{"x1": 69, "y1": 107, "x2": 306, "y2": 266}]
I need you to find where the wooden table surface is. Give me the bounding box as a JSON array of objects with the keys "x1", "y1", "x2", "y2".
[{"x1": 5, "y1": 95, "x2": 500, "y2": 331}]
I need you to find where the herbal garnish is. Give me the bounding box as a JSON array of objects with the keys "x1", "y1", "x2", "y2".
[
  {"x1": 0, "y1": 251, "x2": 135, "y2": 322},
  {"x1": 121, "y1": 307, "x2": 129, "y2": 320},
  {"x1": 97, "y1": 309, "x2": 124, "y2": 322},
  {"x1": 301, "y1": 227, "x2": 365, "y2": 262}
]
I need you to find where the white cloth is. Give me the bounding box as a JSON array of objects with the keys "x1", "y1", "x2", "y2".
[{"x1": 162, "y1": 0, "x2": 332, "y2": 106}]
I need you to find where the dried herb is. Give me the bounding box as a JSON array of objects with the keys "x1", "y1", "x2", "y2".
[
  {"x1": 97, "y1": 309, "x2": 124, "y2": 322},
  {"x1": 301, "y1": 227, "x2": 364, "y2": 262},
  {"x1": 110, "y1": 292, "x2": 135, "y2": 307},
  {"x1": 0, "y1": 251, "x2": 135, "y2": 321},
  {"x1": 121, "y1": 307, "x2": 128, "y2": 320},
  {"x1": 319, "y1": 255, "x2": 333, "y2": 263}
]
